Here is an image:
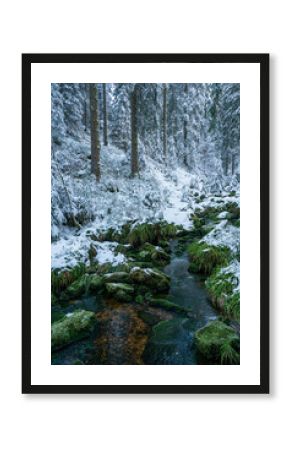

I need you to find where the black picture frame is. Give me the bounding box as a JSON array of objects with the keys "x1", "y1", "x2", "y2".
[{"x1": 22, "y1": 53, "x2": 269, "y2": 394}]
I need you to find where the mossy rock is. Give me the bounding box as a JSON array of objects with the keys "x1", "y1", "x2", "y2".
[
  {"x1": 148, "y1": 319, "x2": 182, "y2": 341},
  {"x1": 195, "y1": 320, "x2": 240, "y2": 364},
  {"x1": 127, "y1": 261, "x2": 154, "y2": 269},
  {"x1": 103, "y1": 271, "x2": 130, "y2": 284},
  {"x1": 135, "y1": 294, "x2": 145, "y2": 304},
  {"x1": 96, "y1": 262, "x2": 113, "y2": 275},
  {"x1": 65, "y1": 274, "x2": 91, "y2": 299},
  {"x1": 115, "y1": 244, "x2": 134, "y2": 256},
  {"x1": 149, "y1": 299, "x2": 189, "y2": 314},
  {"x1": 138, "y1": 242, "x2": 170, "y2": 266},
  {"x1": 138, "y1": 250, "x2": 152, "y2": 261},
  {"x1": 129, "y1": 267, "x2": 170, "y2": 293},
  {"x1": 51, "y1": 310, "x2": 95, "y2": 351},
  {"x1": 89, "y1": 275, "x2": 104, "y2": 292},
  {"x1": 51, "y1": 263, "x2": 86, "y2": 295},
  {"x1": 138, "y1": 310, "x2": 161, "y2": 326},
  {"x1": 65, "y1": 274, "x2": 104, "y2": 299},
  {"x1": 105, "y1": 283, "x2": 134, "y2": 302},
  {"x1": 142, "y1": 318, "x2": 194, "y2": 364}
]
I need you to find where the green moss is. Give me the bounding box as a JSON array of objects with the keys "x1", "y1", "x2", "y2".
[
  {"x1": 195, "y1": 320, "x2": 239, "y2": 364},
  {"x1": 150, "y1": 319, "x2": 184, "y2": 342},
  {"x1": 105, "y1": 283, "x2": 134, "y2": 302},
  {"x1": 129, "y1": 267, "x2": 170, "y2": 293},
  {"x1": 127, "y1": 261, "x2": 154, "y2": 269},
  {"x1": 188, "y1": 242, "x2": 230, "y2": 275},
  {"x1": 149, "y1": 299, "x2": 189, "y2": 314},
  {"x1": 103, "y1": 272, "x2": 130, "y2": 284},
  {"x1": 51, "y1": 263, "x2": 86, "y2": 295},
  {"x1": 137, "y1": 243, "x2": 170, "y2": 266},
  {"x1": 206, "y1": 269, "x2": 240, "y2": 321},
  {"x1": 128, "y1": 222, "x2": 178, "y2": 248},
  {"x1": 65, "y1": 274, "x2": 91, "y2": 299},
  {"x1": 138, "y1": 310, "x2": 161, "y2": 326},
  {"x1": 135, "y1": 294, "x2": 144, "y2": 304},
  {"x1": 51, "y1": 310, "x2": 95, "y2": 351},
  {"x1": 224, "y1": 292, "x2": 240, "y2": 321}
]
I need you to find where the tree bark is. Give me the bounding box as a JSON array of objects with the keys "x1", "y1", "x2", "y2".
[
  {"x1": 163, "y1": 83, "x2": 167, "y2": 162},
  {"x1": 131, "y1": 85, "x2": 139, "y2": 177},
  {"x1": 102, "y1": 83, "x2": 108, "y2": 146},
  {"x1": 90, "y1": 84, "x2": 101, "y2": 181}
]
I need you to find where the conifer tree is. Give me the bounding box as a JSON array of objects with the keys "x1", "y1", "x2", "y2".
[
  {"x1": 130, "y1": 85, "x2": 139, "y2": 177},
  {"x1": 89, "y1": 83, "x2": 101, "y2": 181},
  {"x1": 102, "y1": 83, "x2": 108, "y2": 146}
]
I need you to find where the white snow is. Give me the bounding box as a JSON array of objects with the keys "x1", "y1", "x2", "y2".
[
  {"x1": 51, "y1": 225, "x2": 126, "y2": 270},
  {"x1": 220, "y1": 259, "x2": 240, "y2": 293},
  {"x1": 201, "y1": 220, "x2": 240, "y2": 253}
]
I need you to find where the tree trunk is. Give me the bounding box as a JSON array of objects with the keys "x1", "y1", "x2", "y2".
[
  {"x1": 102, "y1": 83, "x2": 108, "y2": 146},
  {"x1": 183, "y1": 84, "x2": 189, "y2": 166},
  {"x1": 90, "y1": 84, "x2": 101, "y2": 181},
  {"x1": 232, "y1": 153, "x2": 235, "y2": 175},
  {"x1": 163, "y1": 83, "x2": 167, "y2": 162},
  {"x1": 131, "y1": 85, "x2": 139, "y2": 177}
]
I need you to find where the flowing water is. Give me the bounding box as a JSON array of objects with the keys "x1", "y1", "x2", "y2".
[
  {"x1": 52, "y1": 240, "x2": 217, "y2": 365},
  {"x1": 142, "y1": 240, "x2": 217, "y2": 364}
]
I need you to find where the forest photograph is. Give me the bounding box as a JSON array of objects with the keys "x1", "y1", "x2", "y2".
[{"x1": 51, "y1": 82, "x2": 240, "y2": 365}]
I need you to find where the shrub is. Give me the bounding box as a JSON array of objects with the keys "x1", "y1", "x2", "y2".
[{"x1": 188, "y1": 242, "x2": 230, "y2": 275}]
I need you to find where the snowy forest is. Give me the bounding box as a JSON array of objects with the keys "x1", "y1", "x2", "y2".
[{"x1": 51, "y1": 83, "x2": 240, "y2": 365}]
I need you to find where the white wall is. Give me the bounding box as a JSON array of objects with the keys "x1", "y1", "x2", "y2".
[{"x1": 0, "y1": 1, "x2": 286, "y2": 449}]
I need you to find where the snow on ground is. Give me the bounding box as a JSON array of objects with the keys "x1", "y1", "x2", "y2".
[
  {"x1": 201, "y1": 219, "x2": 240, "y2": 254},
  {"x1": 52, "y1": 226, "x2": 125, "y2": 270},
  {"x1": 220, "y1": 259, "x2": 240, "y2": 293},
  {"x1": 52, "y1": 140, "x2": 240, "y2": 270},
  {"x1": 150, "y1": 164, "x2": 193, "y2": 228}
]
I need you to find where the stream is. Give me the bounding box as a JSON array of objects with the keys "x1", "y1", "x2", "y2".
[{"x1": 52, "y1": 240, "x2": 217, "y2": 365}]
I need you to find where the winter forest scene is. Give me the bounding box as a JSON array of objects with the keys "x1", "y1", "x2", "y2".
[{"x1": 51, "y1": 82, "x2": 240, "y2": 365}]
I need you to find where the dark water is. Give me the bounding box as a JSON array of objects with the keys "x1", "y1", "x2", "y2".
[
  {"x1": 52, "y1": 240, "x2": 217, "y2": 365},
  {"x1": 143, "y1": 241, "x2": 217, "y2": 365}
]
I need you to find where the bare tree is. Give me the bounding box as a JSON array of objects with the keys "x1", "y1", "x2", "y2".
[{"x1": 89, "y1": 84, "x2": 101, "y2": 181}]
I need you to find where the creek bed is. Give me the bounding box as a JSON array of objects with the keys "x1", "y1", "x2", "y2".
[{"x1": 52, "y1": 239, "x2": 217, "y2": 365}]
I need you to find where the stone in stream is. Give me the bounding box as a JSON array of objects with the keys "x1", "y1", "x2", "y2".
[
  {"x1": 51, "y1": 310, "x2": 96, "y2": 351},
  {"x1": 64, "y1": 274, "x2": 104, "y2": 299},
  {"x1": 103, "y1": 271, "x2": 131, "y2": 284},
  {"x1": 148, "y1": 298, "x2": 190, "y2": 314},
  {"x1": 195, "y1": 320, "x2": 240, "y2": 364},
  {"x1": 138, "y1": 242, "x2": 170, "y2": 266},
  {"x1": 105, "y1": 282, "x2": 134, "y2": 302},
  {"x1": 143, "y1": 318, "x2": 195, "y2": 365},
  {"x1": 129, "y1": 267, "x2": 170, "y2": 294}
]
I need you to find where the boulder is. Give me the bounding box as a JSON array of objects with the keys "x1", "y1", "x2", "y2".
[
  {"x1": 138, "y1": 243, "x2": 170, "y2": 265},
  {"x1": 195, "y1": 320, "x2": 240, "y2": 364},
  {"x1": 103, "y1": 271, "x2": 130, "y2": 284},
  {"x1": 65, "y1": 274, "x2": 90, "y2": 299},
  {"x1": 105, "y1": 283, "x2": 134, "y2": 302},
  {"x1": 149, "y1": 299, "x2": 189, "y2": 314},
  {"x1": 51, "y1": 310, "x2": 95, "y2": 350},
  {"x1": 65, "y1": 274, "x2": 104, "y2": 298},
  {"x1": 89, "y1": 275, "x2": 104, "y2": 292},
  {"x1": 129, "y1": 267, "x2": 170, "y2": 293}
]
